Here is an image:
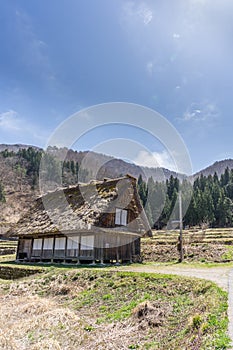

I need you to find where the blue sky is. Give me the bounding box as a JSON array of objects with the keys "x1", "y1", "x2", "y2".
[{"x1": 0, "y1": 0, "x2": 233, "y2": 173}]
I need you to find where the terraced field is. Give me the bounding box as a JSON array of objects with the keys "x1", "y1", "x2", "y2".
[
  {"x1": 142, "y1": 228, "x2": 233, "y2": 263},
  {"x1": 0, "y1": 239, "x2": 17, "y2": 257}
]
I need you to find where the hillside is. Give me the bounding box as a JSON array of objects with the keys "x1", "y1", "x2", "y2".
[
  {"x1": 0, "y1": 268, "x2": 230, "y2": 349},
  {"x1": 0, "y1": 151, "x2": 38, "y2": 226},
  {"x1": 0, "y1": 144, "x2": 233, "y2": 231},
  {"x1": 45, "y1": 146, "x2": 182, "y2": 182},
  {"x1": 194, "y1": 159, "x2": 233, "y2": 178},
  {"x1": 0, "y1": 144, "x2": 181, "y2": 228},
  {"x1": 0, "y1": 144, "x2": 41, "y2": 153}
]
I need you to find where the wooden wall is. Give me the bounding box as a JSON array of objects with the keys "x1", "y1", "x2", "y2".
[{"x1": 17, "y1": 233, "x2": 141, "y2": 263}]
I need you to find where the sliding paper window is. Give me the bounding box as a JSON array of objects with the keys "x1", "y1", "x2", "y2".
[
  {"x1": 33, "y1": 238, "x2": 42, "y2": 250},
  {"x1": 55, "y1": 237, "x2": 66, "y2": 250},
  {"x1": 80, "y1": 236, "x2": 94, "y2": 250},
  {"x1": 67, "y1": 236, "x2": 79, "y2": 250},
  {"x1": 43, "y1": 238, "x2": 54, "y2": 250},
  {"x1": 115, "y1": 208, "x2": 127, "y2": 226}
]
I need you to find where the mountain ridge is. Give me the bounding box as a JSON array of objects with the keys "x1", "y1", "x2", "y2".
[
  {"x1": 1, "y1": 143, "x2": 232, "y2": 178},
  {"x1": 194, "y1": 159, "x2": 233, "y2": 178},
  {"x1": 0, "y1": 143, "x2": 232, "y2": 232}
]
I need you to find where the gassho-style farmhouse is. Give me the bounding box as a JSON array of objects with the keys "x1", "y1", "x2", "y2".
[{"x1": 8, "y1": 175, "x2": 151, "y2": 264}]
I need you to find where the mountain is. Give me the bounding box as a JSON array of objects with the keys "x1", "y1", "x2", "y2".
[
  {"x1": 0, "y1": 144, "x2": 41, "y2": 153},
  {"x1": 45, "y1": 146, "x2": 183, "y2": 182},
  {"x1": 0, "y1": 143, "x2": 232, "y2": 232},
  {"x1": 194, "y1": 159, "x2": 233, "y2": 178},
  {"x1": 0, "y1": 145, "x2": 184, "y2": 183},
  {"x1": 0, "y1": 144, "x2": 182, "y2": 230}
]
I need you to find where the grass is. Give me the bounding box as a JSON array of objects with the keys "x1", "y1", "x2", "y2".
[
  {"x1": 0, "y1": 233, "x2": 232, "y2": 348},
  {"x1": 143, "y1": 260, "x2": 233, "y2": 268},
  {"x1": 0, "y1": 268, "x2": 230, "y2": 349},
  {"x1": 0, "y1": 254, "x2": 16, "y2": 263},
  {"x1": 221, "y1": 246, "x2": 233, "y2": 261}
]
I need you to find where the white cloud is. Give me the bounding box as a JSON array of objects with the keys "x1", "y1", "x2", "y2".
[
  {"x1": 0, "y1": 110, "x2": 48, "y2": 144},
  {"x1": 173, "y1": 33, "x2": 181, "y2": 39},
  {"x1": 134, "y1": 150, "x2": 177, "y2": 171},
  {"x1": 122, "y1": 2, "x2": 153, "y2": 26},
  {"x1": 180, "y1": 102, "x2": 219, "y2": 122},
  {"x1": 0, "y1": 110, "x2": 22, "y2": 132}
]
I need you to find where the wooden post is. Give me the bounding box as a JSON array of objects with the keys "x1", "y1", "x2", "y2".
[
  {"x1": 64, "y1": 236, "x2": 67, "y2": 263},
  {"x1": 76, "y1": 234, "x2": 81, "y2": 265},
  {"x1": 178, "y1": 191, "x2": 184, "y2": 262},
  {"x1": 16, "y1": 238, "x2": 20, "y2": 260},
  {"x1": 129, "y1": 242, "x2": 132, "y2": 264},
  {"x1": 29, "y1": 238, "x2": 34, "y2": 261},
  {"x1": 100, "y1": 236, "x2": 104, "y2": 264},
  {"x1": 51, "y1": 236, "x2": 56, "y2": 263},
  {"x1": 40, "y1": 238, "x2": 44, "y2": 262},
  {"x1": 116, "y1": 236, "x2": 120, "y2": 263}
]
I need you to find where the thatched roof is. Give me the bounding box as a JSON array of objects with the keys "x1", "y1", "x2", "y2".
[{"x1": 7, "y1": 175, "x2": 151, "y2": 238}]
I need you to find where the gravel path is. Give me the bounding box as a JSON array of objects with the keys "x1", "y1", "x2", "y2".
[{"x1": 114, "y1": 264, "x2": 233, "y2": 348}]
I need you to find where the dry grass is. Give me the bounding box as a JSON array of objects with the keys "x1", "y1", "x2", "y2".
[
  {"x1": 0, "y1": 294, "x2": 84, "y2": 350},
  {"x1": 0, "y1": 285, "x2": 160, "y2": 350},
  {"x1": 142, "y1": 228, "x2": 233, "y2": 263},
  {"x1": 0, "y1": 269, "x2": 230, "y2": 349}
]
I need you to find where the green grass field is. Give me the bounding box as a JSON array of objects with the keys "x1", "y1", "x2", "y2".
[{"x1": 0, "y1": 268, "x2": 231, "y2": 349}]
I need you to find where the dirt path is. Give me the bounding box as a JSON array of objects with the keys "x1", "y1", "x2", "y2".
[
  {"x1": 114, "y1": 264, "x2": 231, "y2": 290},
  {"x1": 113, "y1": 263, "x2": 233, "y2": 348}
]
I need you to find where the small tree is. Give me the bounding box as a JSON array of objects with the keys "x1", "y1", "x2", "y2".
[{"x1": 0, "y1": 181, "x2": 6, "y2": 203}]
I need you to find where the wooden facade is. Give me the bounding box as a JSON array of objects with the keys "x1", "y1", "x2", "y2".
[
  {"x1": 17, "y1": 232, "x2": 141, "y2": 264},
  {"x1": 10, "y1": 175, "x2": 151, "y2": 264}
]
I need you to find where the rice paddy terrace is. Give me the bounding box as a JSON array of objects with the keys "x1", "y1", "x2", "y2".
[
  {"x1": 142, "y1": 228, "x2": 233, "y2": 263},
  {"x1": 0, "y1": 239, "x2": 17, "y2": 256}
]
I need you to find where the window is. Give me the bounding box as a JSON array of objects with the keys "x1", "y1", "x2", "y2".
[
  {"x1": 33, "y1": 238, "x2": 42, "y2": 250},
  {"x1": 115, "y1": 208, "x2": 127, "y2": 226},
  {"x1": 80, "y1": 235, "x2": 94, "y2": 250},
  {"x1": 43, "y1": 238, "x2": 54, "y2": 250},
  {"x1": 67, "y1": 236, "x2": 79, "y2": 250},
  {"x1": 55, "y1": 237, "x2": 66, "y2": 250}
]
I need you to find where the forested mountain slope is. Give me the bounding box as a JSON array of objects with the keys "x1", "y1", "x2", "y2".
[
  {"x1": 0, "y1": 144, "x2": 232, "y2": 231},
  {"x1": 194, "y1": 159, "x2": 233, "y2": 178}
]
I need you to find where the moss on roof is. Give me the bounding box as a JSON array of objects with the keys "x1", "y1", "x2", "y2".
[{"x1": 7, "y1": 175, "x2": 151, "y2": 237}]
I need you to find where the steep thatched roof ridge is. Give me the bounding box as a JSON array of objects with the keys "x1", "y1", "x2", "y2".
[{"x1": 7, "y1": 175, "x2": 151, "y2": 238}]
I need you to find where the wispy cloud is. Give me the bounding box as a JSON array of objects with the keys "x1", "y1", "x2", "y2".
[
  {"x1": 180, "y1": 102, "x2": 220, "y2": 122},
  {"x1": 122, "y1": 2, "x2": 153, "y2": 26},
  {"x1": 15, "y1": 9, "x2": 55, "y2": 81},
  {"x1": 0, "y1": 110, "x2": 22, "y2": 132},
  {"x1": 0, "y1": 110, "x2": 49, "y2": 144},
  {"x1": 134, "y1": 150, "x2": 177, "y2": 171}
]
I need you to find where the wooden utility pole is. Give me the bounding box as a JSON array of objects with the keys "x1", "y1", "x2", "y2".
[{"x1": 178, "y1": 191, "x2": 184, "y2": 262}]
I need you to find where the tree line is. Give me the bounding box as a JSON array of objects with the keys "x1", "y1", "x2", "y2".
[
  {"x1": 137, "y1": 168, "x2": 233, "y2": 229},
  {"x1": 0, "y1": 147, "x2": 91, "y2": 190}
]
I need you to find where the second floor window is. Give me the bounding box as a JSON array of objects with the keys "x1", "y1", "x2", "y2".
[{"x1": 115, "y1": 208, "x2": 127, "y2": 226}]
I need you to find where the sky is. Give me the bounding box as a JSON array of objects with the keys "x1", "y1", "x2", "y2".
[{"x1": 1, "y1": 0, "x2": 233, "y2": 174}]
